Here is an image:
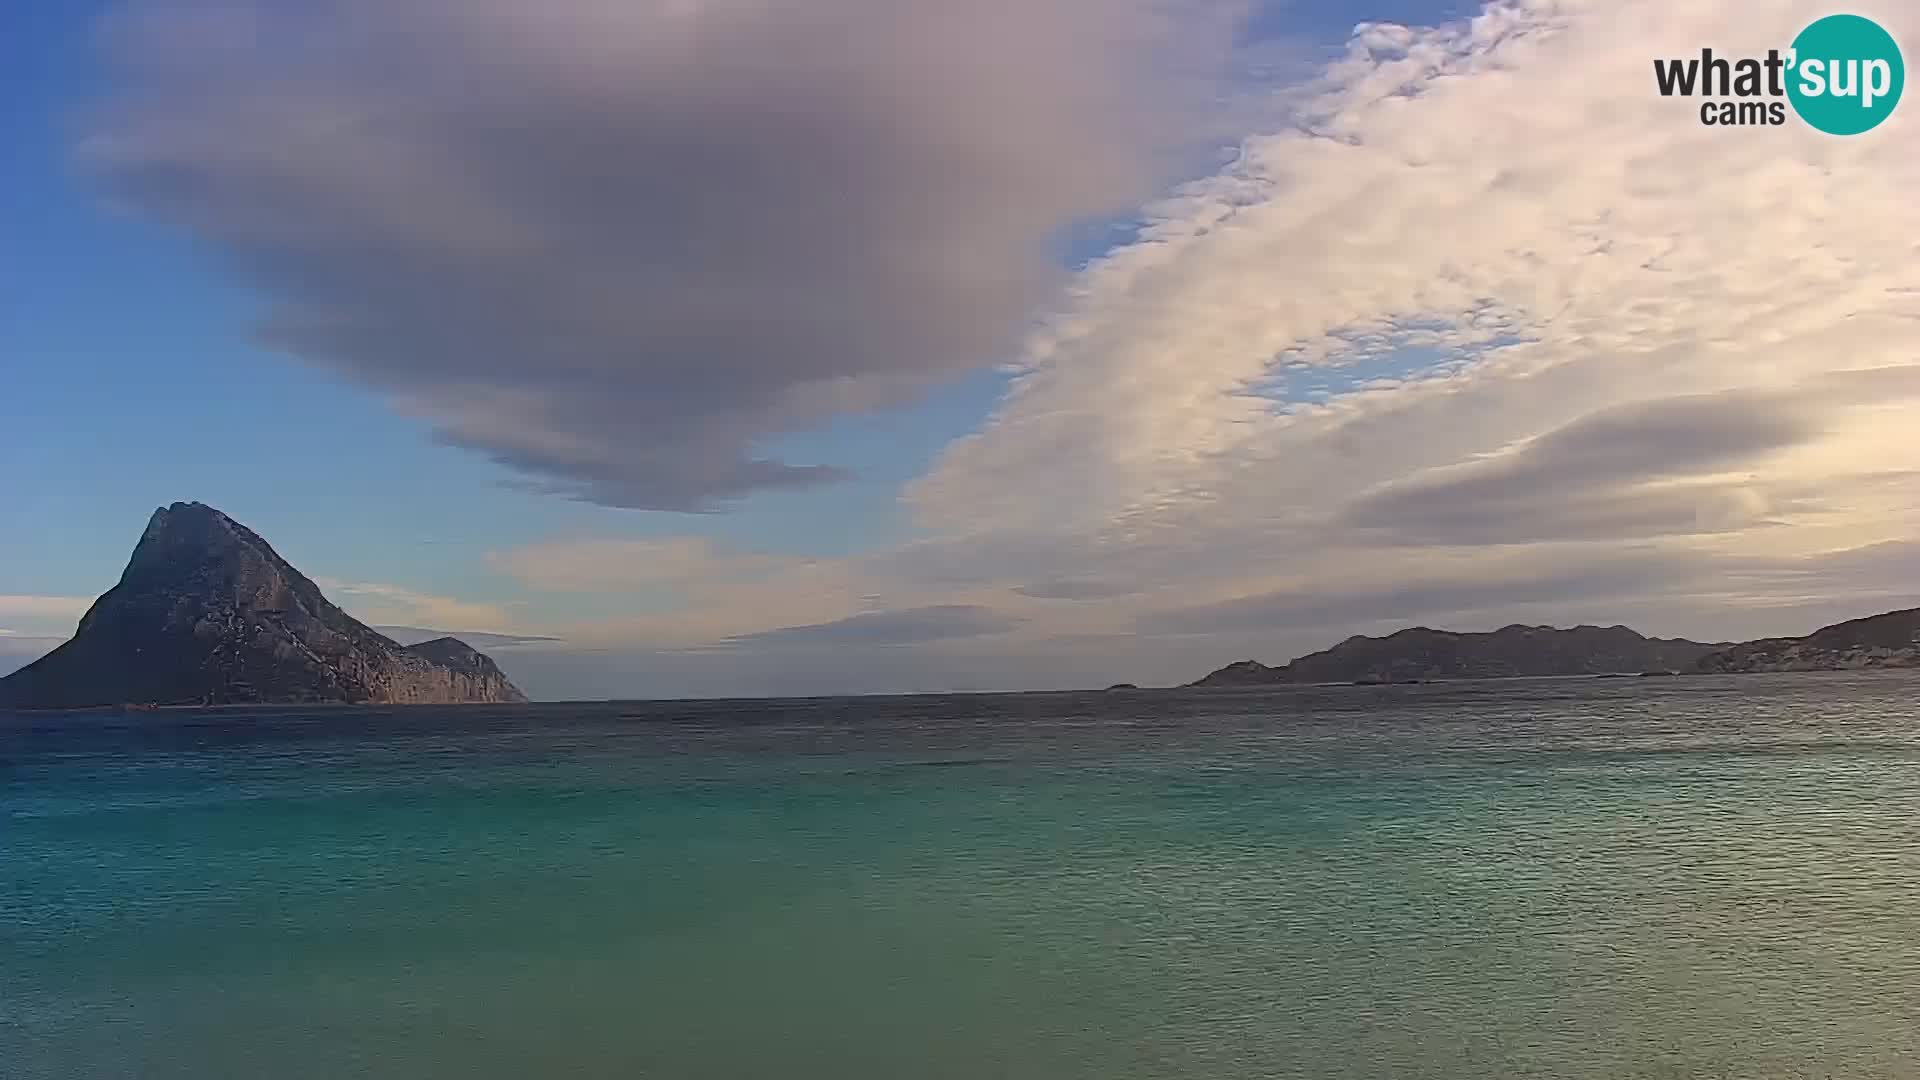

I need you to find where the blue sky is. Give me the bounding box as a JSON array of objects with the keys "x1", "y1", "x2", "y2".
[{"x1": 7, "y1": 0, "x2": 1917, "y2": 697}]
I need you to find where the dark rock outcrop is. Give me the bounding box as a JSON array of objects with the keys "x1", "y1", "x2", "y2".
[
  {"x1": 0, "y1": 502, "x2": 527, "y2": 708},
  {"x1": 1190, "y1": 624, "x2": 1723, "y2": 687},
  {"x1": 1692, "y1": 608, "x2": 1920, "y2": 673}
]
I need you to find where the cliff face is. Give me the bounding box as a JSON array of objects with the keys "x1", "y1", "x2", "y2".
[
  {"x1": 1191, "y1": 624, "x2": 1722, "y2": 686},
  {"x1": 0, "y1": 503, "x2": 527, "y2": 708},
  {"x1": 392, "y1": 636, "x2": 526, "y2": 702},
  {"x1": 1693, "y1": 608, "x2": 1920, "y2": 673}
]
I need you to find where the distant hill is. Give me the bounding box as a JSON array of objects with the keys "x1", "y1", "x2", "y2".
[
  {"x1": 0, "y1": 502, "x2": 527, "y2": 709},
  {"x1": 1190, "y1": 624, "x2": 1723, "y2": 687},
  {"x1": 1692, "y1": 608, "x2": 1920, "y2": 673}
]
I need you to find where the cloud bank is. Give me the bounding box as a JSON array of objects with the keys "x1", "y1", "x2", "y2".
[{"x1": 884, "y1": 0, "x2": 1920, "y2": 668}]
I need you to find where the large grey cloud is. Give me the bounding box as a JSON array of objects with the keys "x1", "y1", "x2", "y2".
[{"x1": 85, "y1": 0, "x2": 1238, "y2": 509}]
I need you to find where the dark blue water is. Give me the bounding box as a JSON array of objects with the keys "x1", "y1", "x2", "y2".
[{"x1": 6, "y1": 673, "x2": 1920, "y2": 1078}]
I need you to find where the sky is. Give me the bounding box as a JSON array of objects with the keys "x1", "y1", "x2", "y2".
[{"x1": 3, "y1": 0, "x2": 1917, "y2": 699}]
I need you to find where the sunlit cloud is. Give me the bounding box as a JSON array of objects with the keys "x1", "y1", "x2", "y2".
[{"x1": 314, "y1": 578, "x2": 519, "y2": 635}]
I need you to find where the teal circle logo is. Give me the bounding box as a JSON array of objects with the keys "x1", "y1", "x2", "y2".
[{"x1": 1787, "y1": 14, "x2": 1904, "y2": 135}]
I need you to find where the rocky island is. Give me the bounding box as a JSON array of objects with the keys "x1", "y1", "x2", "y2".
[
  {"x1": 1190, "y1": 624, "x2": 1723, "y2": 686},
  {"x1": 0, "y1": 502, "x2": 527, "y2": 708},
  {"x1": 1190, "y1": 607, "x2": 1920, "y2": 686}
]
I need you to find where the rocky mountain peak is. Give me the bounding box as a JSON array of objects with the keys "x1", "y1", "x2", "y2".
[
  {"x1": 1, "y1": 502, "x2": 528, "y2": 709},
  {"x1": 94, "y1": 502, "x2": 322, "y2": 629}
]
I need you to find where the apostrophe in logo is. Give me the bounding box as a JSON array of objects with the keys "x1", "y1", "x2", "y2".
[
  {"x1": 1652, "y1": 13, "x2": 1904, "y2": 134},
  {"x1": 1787, "y1": 14, "x2": 1904, "y2": 134}
]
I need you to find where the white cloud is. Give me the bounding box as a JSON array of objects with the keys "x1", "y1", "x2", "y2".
[
  {"x1": 313, "y1": 579, "x2": 519, "y2": 634},
  {"x1": 488, "y1": 536, "x2": 1000, "y2": 649}
]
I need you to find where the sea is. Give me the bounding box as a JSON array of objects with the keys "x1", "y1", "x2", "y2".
[{"x1": 5, "y1": 672, "x2": 1920, "y2": 1079}]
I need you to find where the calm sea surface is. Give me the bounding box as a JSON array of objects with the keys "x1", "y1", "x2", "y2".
[{"x1": 5, "y1": 673, "x2": 1920, "y2": 1079}]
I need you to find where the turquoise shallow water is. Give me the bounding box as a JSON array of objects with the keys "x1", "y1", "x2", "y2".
[{"x1": 5, "y1": 672, "x2": 1920, "y2": 1078}]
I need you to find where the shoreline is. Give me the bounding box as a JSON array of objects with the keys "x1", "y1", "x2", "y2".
[{"x1": 6, "y1": 665, "x2": 1920, "y2": 714}]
